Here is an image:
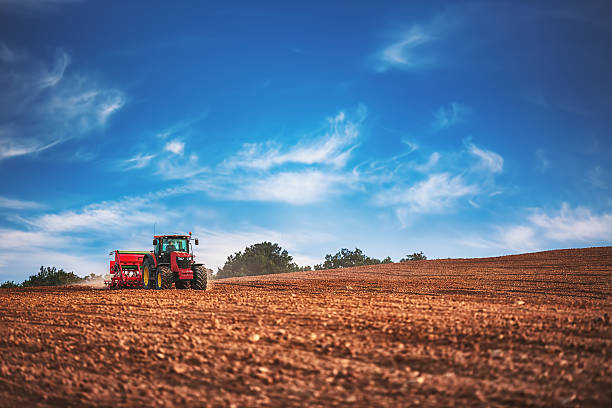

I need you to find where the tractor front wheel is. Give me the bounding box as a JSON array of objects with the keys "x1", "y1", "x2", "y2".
[
  {"x1": 157, "y1": 266, "x2": 173, "y2": 290},
  {"x1": 192, "y1": 265, "x2": 211, "y2": 290}
]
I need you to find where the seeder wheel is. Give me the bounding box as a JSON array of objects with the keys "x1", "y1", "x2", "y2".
[{"x1": 142, "y1": 262, "x2": 153, "y2": 289}]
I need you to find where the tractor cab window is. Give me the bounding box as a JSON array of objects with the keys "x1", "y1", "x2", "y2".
[{"x1": 162, "y1": 238, "x2": 188, "y2": 253}]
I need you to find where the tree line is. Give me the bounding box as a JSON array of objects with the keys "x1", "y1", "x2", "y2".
[
  {"x1": 0, "y1": 266, "x2": 102, "y2": 288},
  {"x1": 216, "y1": 242, "x2": 427, "y2": 279},
  {"x1": 0, "y1": 243, "x2": 428, "y2": 287}
]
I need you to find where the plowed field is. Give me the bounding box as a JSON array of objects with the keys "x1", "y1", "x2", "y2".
[{"x1": 1, "y1": 247, "x2": 611, "y2": 407}]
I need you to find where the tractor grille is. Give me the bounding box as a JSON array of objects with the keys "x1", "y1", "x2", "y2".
[{"x1": 176, "y1": 257, "x2": 191, "y2": 269}]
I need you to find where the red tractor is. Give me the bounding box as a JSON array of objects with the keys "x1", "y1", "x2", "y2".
[{"x1": 141, "y1": 233, "x2": 211, "y2": 290}]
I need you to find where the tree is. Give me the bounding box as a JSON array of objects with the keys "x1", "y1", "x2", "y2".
[
  {"x1": 0, "y1": 281, "x2": 18, "y2": 288},
  {"x1": 216, "y1": 242, "x2": 302, "y2": 278},
  {"x1": 22, "y1": 266, "x2": 85, "y2": 287},
  {"x1": 314, "y1": 248, "x2": 393, "y2": 270},
  {"x1": 400, "y1": 252, "x2": 427, "y2": 262}
]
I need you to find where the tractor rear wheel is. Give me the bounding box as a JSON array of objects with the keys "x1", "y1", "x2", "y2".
[
  {"x1": 192, "y1": 265, "x2": 211, "y2": 290},
  {"x1": 142, "y1": 261, "x2": 153, "y2": 289},
  {"x1": 157, "y1": 266, "x2": 173, "y2": 290}
]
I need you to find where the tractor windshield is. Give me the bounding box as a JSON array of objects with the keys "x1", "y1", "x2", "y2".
[{"x1": 162, "y1": 238, "x2": 188, "y2": 253}]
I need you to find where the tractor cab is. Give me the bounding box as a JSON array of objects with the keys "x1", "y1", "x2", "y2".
[
  {"x1": 153, "y1": 234, "x2": 198, "y2": 263},
  {"x1": 155, "y1": 236, "x2": 188, "y2": 254}
]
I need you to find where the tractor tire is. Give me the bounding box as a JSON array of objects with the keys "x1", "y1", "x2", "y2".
[
  {"x1": 192, "y1": 265, "x2": 211, "y2": 290},
  {"x1": 157, "y1": 265, "x2": 173, "y2": 290},
  {"x1": 142, "y1": 261, "x2": 153, "y2": 289},
  {"x1": 175, "y1": 280, "x2": 191, "y2": 289}
]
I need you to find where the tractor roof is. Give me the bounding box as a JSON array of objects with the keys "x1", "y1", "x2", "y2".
[{"x1": 154, "y1": 235, "x2": 190, "y2": 238}]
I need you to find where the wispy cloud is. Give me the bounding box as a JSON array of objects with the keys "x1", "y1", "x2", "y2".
[
  {"x1": 157, "y1": 153, "x2": 207, "y2": 180},
  {"x1": 432, "y1": 102, "x2": 469, "y2": 130},
  {"x1": 0, "y1": 196, "x2": 43, "y2": 210},
  {"x1": 225, "y1": 171, "x2": 354, "y2": 205},
  {"x1": 119, "y1": 113, "x2": 209, "y2": 177},
  {"x1": 375, "y1": 25, "x2": 436, "y2": 72},
  {"x1": 225, "y1": 107, "x2": 366, "y2": 170},
  {"x1": 372, "y1": 7, "x2": 464, "y2": 73},
  {"x1": 497, "y1": 225, "x2": 537, "y2": 252},
  {"x1": 529, "y1": 203, "x2": 612, "y2": 242},
  {"x1": 193, "y1": 107, "x2": 369, "y2": 205},
  {"x1": 467, "y1": 142, "x2": 503, "y2": 173},
  {"x1": 124, "y1": 153, "x2": 156, "y2": 169},
  {"x1": 361, "y1": 137, "x2": 504, "y2": 226},
  {"x1": 0, "y1": 44, "x2": 125, "y2": 160},
  {"x1": 375, "y1": 173, "x2": 478, "y2": 220},
  {"x1": 155, "y1": 110, "x2": 209, "y2": 139},
  {"x1": 23, "y1": 198, "x2": 161, "y2": 233},
  {"x1": 414, "y1": 152, "x2": 440, "y2": 173},
  {"x1": 465, "y1": 203, "x2": 612, "y2": 253}
]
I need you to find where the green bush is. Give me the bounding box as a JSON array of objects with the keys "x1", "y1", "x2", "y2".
[
  {"x1": 314, "y1": 248, "x2": 393, "y2": 270},
  {"x1": 400, "y1": 252, "x2": 427, "y2": 262},
  {"x1": 22, "y1": 266, "x2": 86, "y2": 287},
  {"x1": 0, "y1": 281, "x2": 19, "y2": 288}
]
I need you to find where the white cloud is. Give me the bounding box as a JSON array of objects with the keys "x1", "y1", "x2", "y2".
[
  {"x1": 402, "y1": 139, "x2": 419, "y2": 153},
  {"x1": 23, "y1": 198, "x2": 161, "y2": 233},
  {"x1": 468, "y1": 203, "x2": 612, "y2": 254},
  {"x1": 0, "y1": 44, "x2": 125, "y2": 160},
  {"x1": 529, "y1": 203, "x2": 612, "y2": 242},
  {"x1": 376, "y1": 173, "x2": 478, "y2": 215},
  {"x1": 219, "y1": 170, "x2": 353, "y2": 205},
  {"x1": 414, "y1": 152, "x2": 440, "y2": 173},
  {"x1": 226, "y1": 107, "x2": 365, "y2": 170},
  {"x1": 98, "y1": 97, "x2": 124, "y2": 123},
  {"x1": 376, "y1": 26, "x2": 436, "y2": 72},
  {"x1": 124, "y1": 153, "x2": 156, "y2": 169},
  {"x1": 468, "y1": 143, "x2": 503, "y2": 173},
  {"x1": 433, "y1": 102, "x2": 468, "y2": 130},
  {"x1": 0, "y1": 196, "x2": 43, "y2": 210},
  {"x1": 164, "y1": 140, "x2": 185, "y2": 155},
  {"x1": 0, "y1": 228, "x2": 64, "y2": 251},
  {"x1": 0, "y1": 227, "x2": 100, "y2": 281},
  {"x1": 498, "y1": 226, "x2": 537, "y2": 252},
  {"x1": 157, "y1": 153, "x2": 207, "y2": 180}
]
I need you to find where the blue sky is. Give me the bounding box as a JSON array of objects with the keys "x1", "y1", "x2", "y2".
[{"x1": 1, "y1": 1, "x2": 611, "y2": 281}]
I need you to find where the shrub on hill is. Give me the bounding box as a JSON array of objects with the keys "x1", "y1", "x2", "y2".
[
  {"x1": 216, "y1": 242, "x2": 308, "y2": 278},
  {"x1": 22, "y1": 266, "x2": 86, "y2": 287},
  {"x1": 313, "y1": 248, "x2": 393, "y2": 270},
  {"x1": 400, "y1": 252, "x2": 427, "y2": 261}
]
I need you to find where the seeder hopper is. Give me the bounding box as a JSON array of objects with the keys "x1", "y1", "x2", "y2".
[{"x1": 106, "y1": 251, "x2": 149, "y2": 289}]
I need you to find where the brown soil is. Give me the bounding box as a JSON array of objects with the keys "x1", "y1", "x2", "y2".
[{"x1": 0, "y1": 247, "x2": 611, "y2": 407}]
